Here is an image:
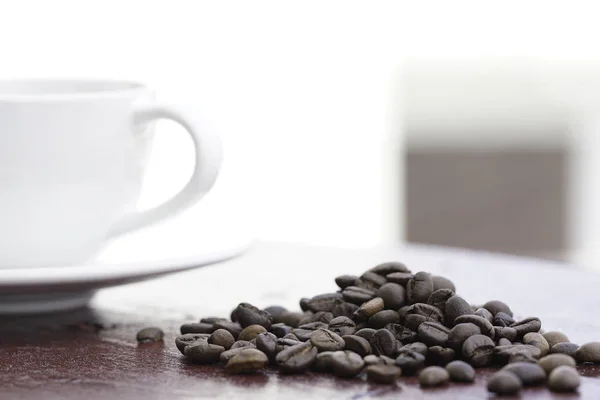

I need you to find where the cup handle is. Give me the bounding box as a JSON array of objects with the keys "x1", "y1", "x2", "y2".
[{"x1": 108, "y1": 103, "x2": 223, "y2": 237}]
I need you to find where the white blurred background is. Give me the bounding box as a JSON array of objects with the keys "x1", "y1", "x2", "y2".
[{"x1": 2, "y1": 1, "x2": 600, "y2": 268}]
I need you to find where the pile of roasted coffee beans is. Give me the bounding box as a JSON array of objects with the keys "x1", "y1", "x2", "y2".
[{"x1": 139, "y1": 261, "x2": 599, "y2": 395}]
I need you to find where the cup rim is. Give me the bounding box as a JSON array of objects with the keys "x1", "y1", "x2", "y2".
[{"x1": 0, "y1": 78, "x2": 146, "y2": 101}]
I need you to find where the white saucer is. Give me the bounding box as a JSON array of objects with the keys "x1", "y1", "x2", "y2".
[{"x1": 0, "y1": 201, "x2": 252, "y2": 314}]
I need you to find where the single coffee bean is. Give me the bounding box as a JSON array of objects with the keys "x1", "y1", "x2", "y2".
[
  {"x1": 444, "y1": 296, "x2": 474, "y2": 327},
  {"x1": 299, "y1": 298, "x2": 310, "y2": 312},
  {"x1": 342, "y1": 335, "x2": 372, "y2": 357},
  {"x1": 426, "y1": 289, "x2": 454, "y2": 314},
  {"x1": 462, "y1": 334, "x2": 495, "y2": 367},
  {"x1": 431, "y1": 275, "x2": 456, "y2": 292},
  {"x1": 200, "y1": 317, "x2": 227, "y2": 324},
  {"x1": 510, "y1": 317, "x2": 541, "y2": 338},
  {"x1": 404, "y1": 314, "x2": 427, "y2": 331},
  {"x1": 548, "y1": 365, "x2": 581, "y2": 392},
  {"x1": 370, "y1": 329, "x2": 398, "y2": 357},
  {"x1": 342, "y1": 286, "x2": 376, "y2": 305},
  {"x1": 474, "y1": 308, "x2": 493, "y2": 323},
  {"x1": 225, "y1": 348, "x2": 268, "y2": 374},
  {"x1": 498, "y1": 338, "x2": 512, "y2": 346},
  {"x1": 282, "y1": 333, "x2": 299, "y2": 341},
  {"x1": 363, "y1": 354, "x2": 380, "y2": 366},
  {"x1": 231, "y1": 340, "x2": 256, "y2": 349},
  {"x1": 417, "y1": 321, "x2": 450, "y2": 347},
  {"x1": 306, "y1": 293, "x2": 343, "y2": 313},
  {"x1": 502, "y1": 361, "x2": 547, "y2": 386},
  {"x1": 255, "y1": 332, "x2": 278, "y2": 360},
  {"x1": 354, "y1": 297, "x2": 385, "y2": 321},
  {"x1": 330, "y1": 300, "x2": 359, "y2": 318},
  {"x1": 331, "y1": 350, "x2": 366, "y2": 378},
  {"x1": 454, "y1": 315, "x2": 494, "y2": 339},
  {"x1": 136, "y1": 327, "x2": 164, "y2": 343},
  {"x1": 175, "y1": 333, "x2": 209, "y2": 354},
  {"x1": 335, "y1": 275, "x2": 359, "y2": 290},
  {"x1": 400, "y1": 342, "x2": 428, "y2": 356},
  {"x1": 406, "y1": 303, "x2": 444, "y2": 322},
  {"x1": 180, "y1": 322, "x2": 214, "y2": 335},
  {"x1": 492, "y1": 311, "x2": 515, "y2": 327},
  {"x1": 575, "y1": 341, "x2": 600, "y2": 364},
  {"x1": 385, "y1": 323, "x2": 418, "y2": 344},
  {"x1": 264, "y1": 306, "x2": 287, "y2": 318},
  {"x1": 213, "y1": 321, "x2": 243, "y2": 339},
  {"x1": 508, "y1": 350, "x2": 538, "y2": 364},
  {"x1": 445, "y1": 360, "x2": 475, "y2": 382},
  {"x1": 366, "y1": 364, "x2": 402, "y2": 384},
  {"x1": 184, "y1": 341, "x2": 225, "y2": 364},
  {"x1": 386, "y1": 272, "x2": 413, "y2": 286},
  {"x1": 291, "y1": 329, "x2": 315, "y2": 342},
  {"x1": 356, "y1": 271, "x2": 387, "y2": 291},
  {"x1": 427, "y1": 346, "x2": 455, "y2": 366},
  {"x1": 234, "y1": 303, "x2": 273, "y2": 329},
  {"x1": 275, "y1": 342, "x2": 318, "y2": 373},
  {"x1": 274, "y1": 312, "x2": 303, "y2": 328},
  {"x1": 376, "y1": 283, "x2": 406, "y2": 310},
  {"x1": 313, "y1": 351, "x2": 335, "y2": 372},
  {"x1": 487, "y1": 370, "x2": 522, "y2": 395},
  {"x1": 208, "y1": 329, "x2": 235, "y2": 350},
  {"x1": 494, "y1": 326, "x2": 518, "y2": 342},
  {"x1": 297, "y1": 312, "x2": 314, "y2": 327},
  {"x1": 495, "y1": 344, "x2": 542, "y2": 365},
  {"x1": 447, "y1": 323, "x2": 481, "y2": 350},
  {"x1": 275, "y1": 338, "x2": 301, "y2": 353},
  {"x1": 483, "y1": 300, "x2": 513, "y2": 317},
  {"x1": 395, "y1": 349, "x2": 425, "y2": 375},
  {"x1": 368, "y1": 310, "x2": 400, "y2": 329},
  {"x1": 310, "y1": 328, "x2": 345, "y2": 352},
  {"x1": 397, "y1": 305, "x2": 410, "y2": 323},
  {"x1": 378, "y1": 355, "x2": 396, "y2": 365},
  {"x1": 270, "y1": 323, "x2": 293, "y2": 338},
  {"x1": 523, "y1": 332, "x2": 550, "y2": 357},
  {"x1": 310, "y1": 311, "x2": 334, "y2": 324},
  {"x1": 355, "y1": 328, "x2": 376, "y2": 341},
  {"x1": 543, "y1": 331, "x2": 570, "y2": 348},
  {"x1": 551, "y1": 342, "x2": 580, "y2": 357},
  {"x1": 407, "y1": 272, "x2": 434, "y2": 304},
  {"x1": 538, "y1": 354, "x2": 576, "y2": 374},
  {"x1": 328, "y1": 316, "x2": 356, "y2": 336},
  {"x1": 220, "y1": 347, "x2": 250, "y2": 363},
  {"x1": 369, "y1": 261, "x2": 410, "y2": 276},
  {"x1": 238, "y1": 325, "x2": 267, "y2": 342},
  {"x1": 419, "y1": 366, "x2": 449, "y2": 387}
]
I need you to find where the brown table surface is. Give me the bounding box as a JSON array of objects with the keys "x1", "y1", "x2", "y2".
[{"x1": 1, "y1": 241, "x2": 599, "y2": 399}]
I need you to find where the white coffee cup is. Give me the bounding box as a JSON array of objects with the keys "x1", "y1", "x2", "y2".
[{"x1": 0, "y1": 78, "x2": 222, "y2": 268}]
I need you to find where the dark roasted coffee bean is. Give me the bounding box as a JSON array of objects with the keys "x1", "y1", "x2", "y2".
[
  {"x1": 508, "y1": 350, "x2": 538, "y2": 364},
  {"x1": 538, "y1": 354, "x2": 576, "y2": 374},
  {"x1": 378, "y1": 355, "x2": 396, "y2": 365},
  {"x1": 502, "y1": 361, "x2": 546, "y2": 385},
  {"x1": 487, "y1": 370, "x2": 522, "y2": 395},
  {"x1": 385, "y1": 323, "x2": 418, "y2": 344},
  {"x1": 397, "y1": 305, "x2": 410, "y2": 323},
  {"x1": 328, "y1": 316, "x2": 356, "y2": 336},
  {"x1": 184, "y1": 341, "x2": 225, "y2": 364},
  {"x1": 495, "y1": 344, "x2": 542, "y2": 365},
  {"x1": 356, "y1": 271, "x2": 387, "y2": 290},
  {"x1": 447, "y1": 323, "x2": 481, "y2": 350},
  {"x1": 330, "y1": 300, "x2": 359, "y2": 318},
  {"x1": 494, "y1": 326, "x2": 518, "y2": 342},
  {"x1": 342, "y1": 286, "x2": 376, "y2": 305},
  {"x1": 396, "y1": 350, "x2": 425, "y2": 375},
  {"x1": 355, "y1": 328, "x2": 376, "y2": 341},
  {"x1": 175, "y1": 333, "x2": 209, "y2": 354},
  {"x1": 299, "y1": 322, "x2": 328, "y2": 330},
  {"x1": 418, "y1": 321, "x2": 450, "y2": 347},
  {"x1": 200, "y1": 317, "x2": 227, "y2": 324},
  {"x1": 306, "y1": 293, "x2": 343, "y2": 313},
  {"x1": 386, "y1": 272, "x2": 413, "y2": 286},
  {"x1": 342, "y1": 335, "x2": 371, "y2": 357},
  {"x1": 282, "y1": 333, "x2": 299, "y2": 341},
  {"x1": 510, "y1": 317, "x2": 541, "y2": 338},
  {"x1": 427, "y1": 346, "x2": 455, "y2": 366},
  {"x1": 291, "y1": 329, "x2": 315, "y2": 342},
  {"x1": 419, "y1": 366, "x2": 449, "y2": 387},
  {"x1": 136, "y1": 327, "x2": 164, "y2": 343},
  {"x1": 354, "y1": 297, "x2": 384, "y2": 321},
  {"x1": 275, "y1": 338, "x2": 301, "y2": 354},
  {"x1": 454, "y1": 315, "x2": 494, "y2": 339},
  {"x1": 297, "y1": 312, "x2": 314, "y2": 327},
  {"x1": 331, "y1": 350, "x2": 365, "y2": 378},
  {"x1": 575, "y1": 341, "x2": 600, "y2": 363},
  {"x1": 445, "y1": 360, "x2": 475, "y2": 382},
  {"x1": 270, "y1": 323, "x2": 293, "y2": 338},
  {"x1": 492, "y1": 311, "x2": 515, "y2": 327},
  {"x1": 474, "y1": 307, "x2": 493, "y2": 323},
  {"x1": 400, "y1": 342, "x2": 428, "y2": 356},
  {"x1": 407, "y1": 272, "x2": 434, "y2": 304},
  {"x1": 431, "y1": 275, "x2": 456, "y2": 292},
  {"x1": 462, "y1": 334, "x2": 495, "y2": 367},
  {"x1": 368, "y1": 310, "x2": 400, "y2": 329},
  {"x1": 444, "y1": 296, "x2": 474, "y2": 327},
  {"x1": 208, "y1": 329, "x2": 235, "y2": 350},
  {"x1": 234, "y1": 303, "x2": 273, "y2": 329},
  {"x1": 551, "y1": 342, "x2": 579, "y2": 357},
  {"x1": 180, "y1": 322, "x2": 214, "y2": 335},
  {"x1": 523, "y1": 332, "x2": 550, "y2": 357},
  {"x1": 255, "y1": 332, "x2": 278, "y2": 360},
  {"x1": 238, "y1": 325, "x2": 267, "y2": 342},
  {"x1": 274, "y1": 311, "x2": 303, "y2": 328},
  {"x1": 406, "y1": 303, "x2": 444, "y2": 322},
  {"x1": 366, "y1": 364, "x2": 402, "y2": 384},
  {"x1": 498, "y1": 338, "x2": 512, "y2": 346},
  {"x1": 220, "y1": 347, "x2": 248, "y2": 363},
  {"x1": 548, "y1": 365, "x2": 580, "y2": 392},
  {"x1": 370, "y1": 329, "x2": 397, "y2": 357},
  {"x1": 313, "y1": 351, "x2": 335, "y2": 371},
  {"x1": 426, "y1": 289, "x2": 454, "y2": 313},
  {"x1": 310, "y1": 328, "x2": 345, "y2": 352},
  {"x1": 335, "y1": 275, "x2": 359, "y2": 290},
  {"x1": 264, "y1": 306, "x2": 287, "y2": 318},
  {"x1": 310, "y1": 311, "x2": 334, "y2": 324},
  {"x1": 543, "y1": 331, "x2": 569, "y2": 348},
  {"x1": 275, "y1": 341, "x2": 318, "y2": 373},
  {"x1": 369, "y1": 261, "x2": 409, "y2": 276},
  {"x1": 404, "y1": 314, "x2": 427, "y2": 331},
  {"x1": 231, "y1": 340, "x2": 255, "y2": 349},
  {"x1": 225, "y1": 348, "x2": 268, "y2": 374},
  {"x1": 376, "y1": 283, "x2": 406, "y2": 310},
  {"x1": 483, "y1": 300, "x2": 513, "y2": 317},
  {"x1": 299, "y1": 298, "x2": 310, "y2": 312}
]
